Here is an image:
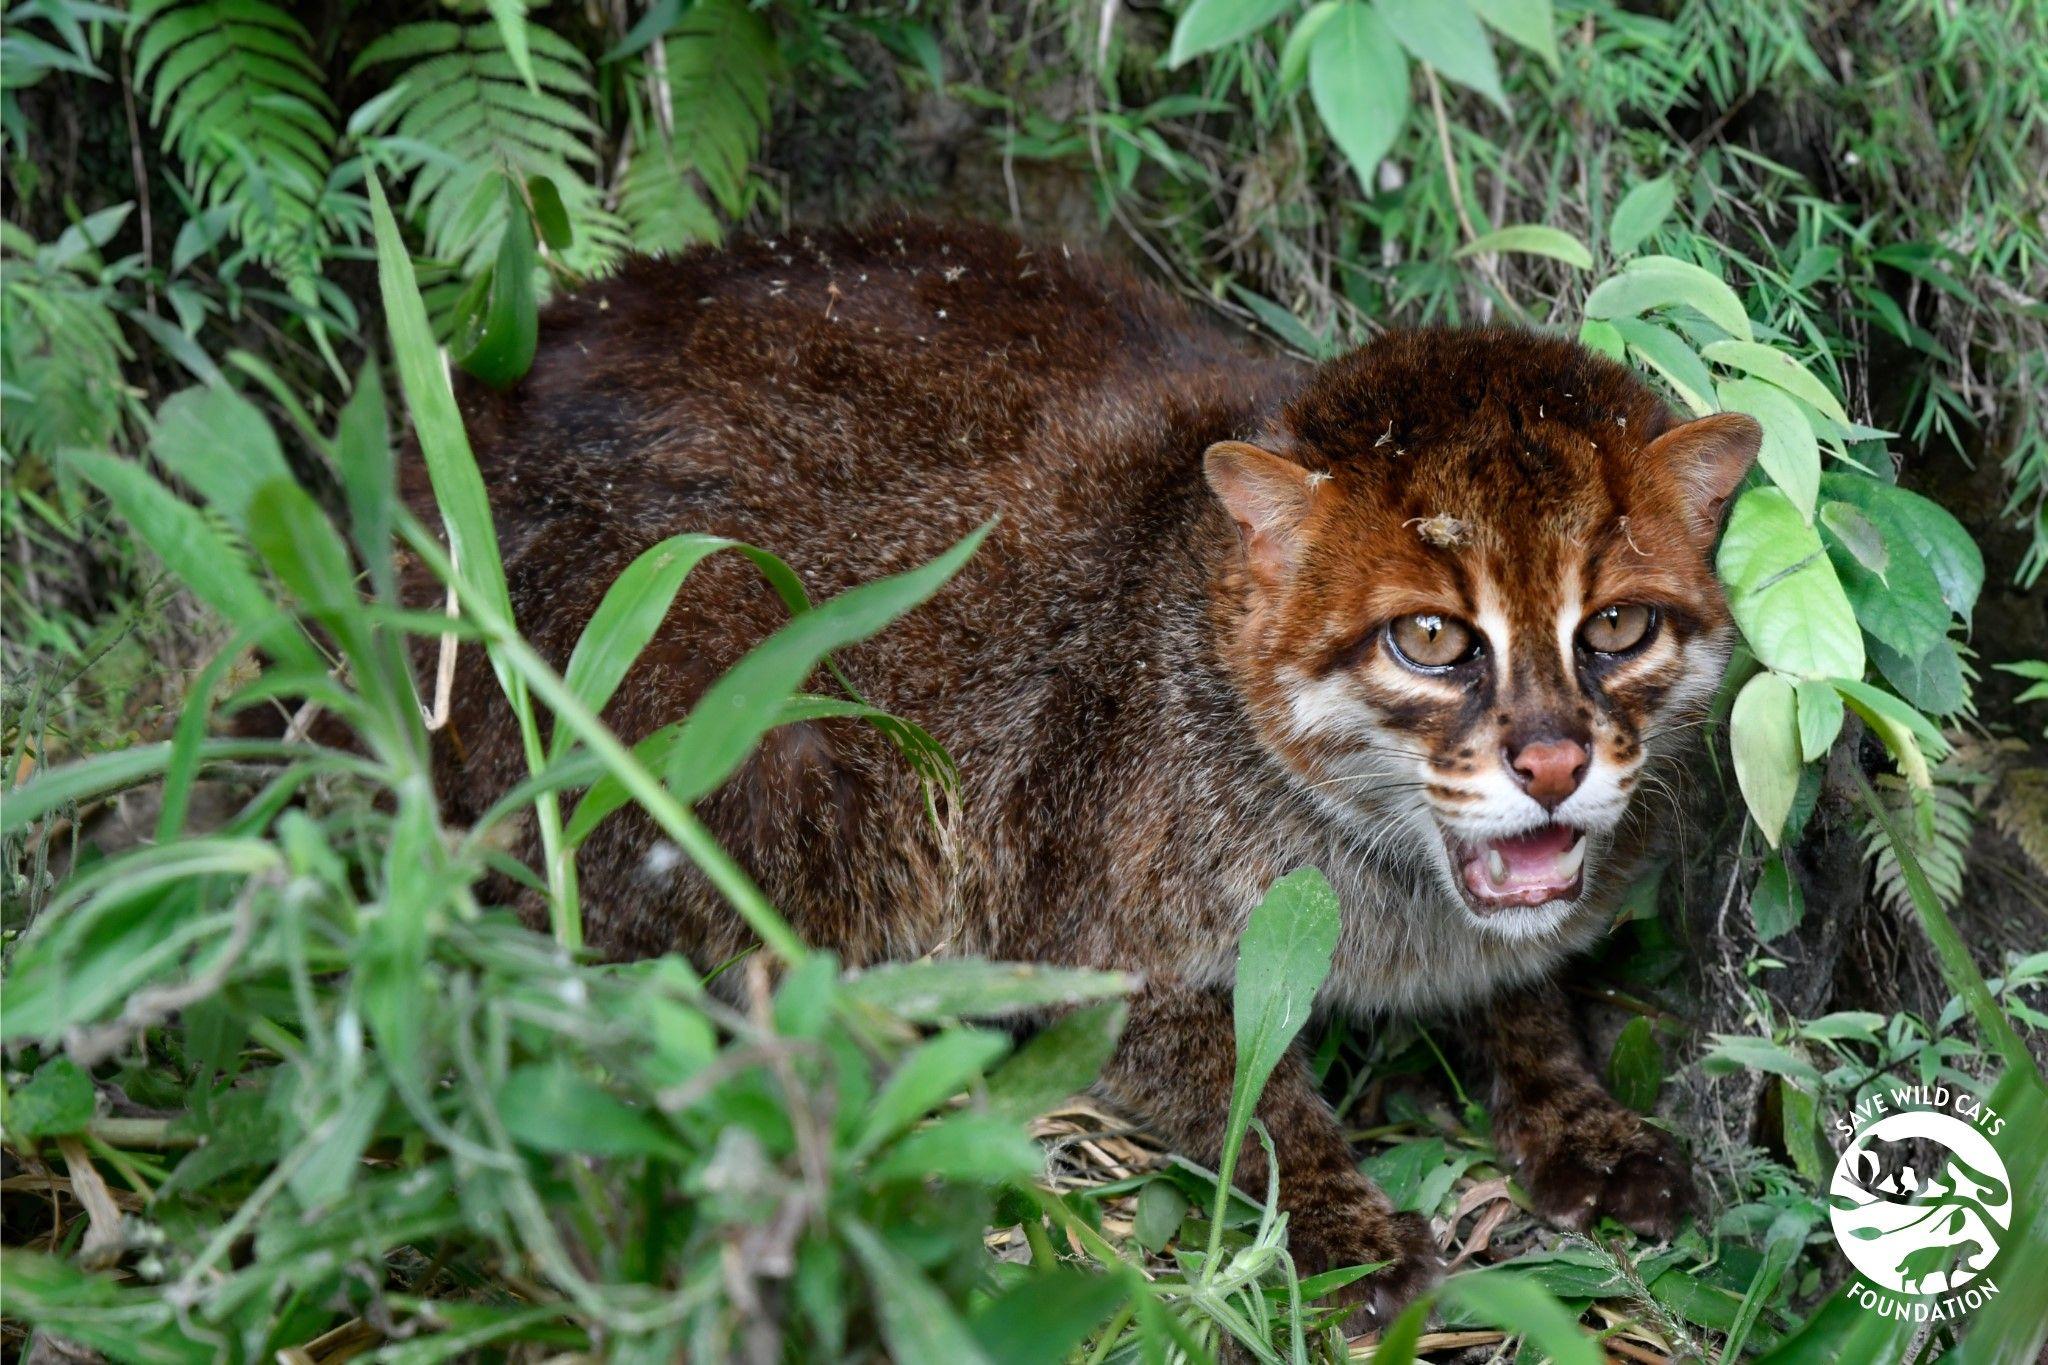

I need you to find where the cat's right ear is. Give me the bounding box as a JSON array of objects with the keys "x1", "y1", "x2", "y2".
[{"x1": 1204, "y1": 441, "x2": 1316, "y2": 584}]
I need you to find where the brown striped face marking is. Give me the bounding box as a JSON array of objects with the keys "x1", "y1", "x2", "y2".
[{"x1": 1207, "y1": 331, "x2": 1761, "y2": 936}]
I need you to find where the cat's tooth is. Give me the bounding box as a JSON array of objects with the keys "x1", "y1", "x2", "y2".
[
  {"x1": 1558, "y1": 835, "x2": 1587, "y2": 881},
  {"x1": 1485, "y1": 849, "x2": 1509, "y2": 885}
]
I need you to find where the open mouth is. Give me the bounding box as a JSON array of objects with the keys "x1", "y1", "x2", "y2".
[{"x1": 1449, "y1": 823, "x2": 1587, "y2": 912}]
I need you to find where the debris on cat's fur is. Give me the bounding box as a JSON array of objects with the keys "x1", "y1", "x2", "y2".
[
  {"x1": 1406, "y1": 513, "x2": 1471, "y2": 547},
  {"x1": 1619, "y1": 515, "x2": 1647, "y2": 555},
  {"x1": 1304, "y1": 470, "x2": 1332, "y2": 489}
]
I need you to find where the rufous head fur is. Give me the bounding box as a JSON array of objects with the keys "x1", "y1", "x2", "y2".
[{"x1": 1207, "y1": 328, "x2": 1760, "y2": 938}]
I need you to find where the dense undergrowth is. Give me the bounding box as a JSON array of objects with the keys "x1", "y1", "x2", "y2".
[{"x1": 2, "y1": 1, "x2": 2046, "y2": 1361}]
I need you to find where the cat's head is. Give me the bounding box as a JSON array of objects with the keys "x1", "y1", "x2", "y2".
[{"x1": 1207, "y1": 328, "x2": 1758, "y2": 938}]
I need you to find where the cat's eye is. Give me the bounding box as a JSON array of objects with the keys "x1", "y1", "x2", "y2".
[
  {"x1": 1387, "y1": 613, "x2": 1479, "y2": 670},
  {"x1": 1580, "y1": 603, "x2": 1656, "y2": 654}
]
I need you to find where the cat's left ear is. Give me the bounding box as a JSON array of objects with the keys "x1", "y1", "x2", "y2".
[{"x1": 1643, "y1": 412, "x2": 1762, "y2": 542}]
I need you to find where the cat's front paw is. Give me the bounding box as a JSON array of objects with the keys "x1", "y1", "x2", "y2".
[
  {"x1": 1510, "y1": 1102, "x2": 1694, "y2": 1237},
  {"x1": 1291, "y1": 1202, "x2": 1444, "y2": 1326}
]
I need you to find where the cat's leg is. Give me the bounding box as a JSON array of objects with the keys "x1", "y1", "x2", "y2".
[
  {"x1": 1094, "y1": 981, "x2": 1442, "y2": 1322},
  {"x1": 1477, "y1": 978, "x2": 1694, "y2": 1235}
]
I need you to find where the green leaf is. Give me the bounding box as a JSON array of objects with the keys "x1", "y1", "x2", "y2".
[
  {"x1": 1616, "y1": 317, "x2": 1715, "y2": 415},
  {"x1": 842, "y1": 1219, "x2": 997, "y2": 1365},
  {"x1": 1701, "y1": 341, "x2": 1849, "y2": 427},
  {"x1": 64, "y1": 450, "x2": 318, "y2": 672},
  {"x1": 495, "y1": 1062, "x2": 683, "y2": 1160},
  {"x1": 1819, "y1": 491, "x2": 1952, "y2": 659},
  {"x1": 555, "y1": 534, "x2": 740, "y2": 754},
  {"x1": 1374, "y1": 0, "x2": 1507, "y2": 112},
  {"x1": 336, "y1": 360, "x2": 397, "y2": 590},
  {"x1": 1608, "y1": 175, "x2": 1676, "y2": 256},
  {"x1": 868, "y1": 1112, "x2": 1041, "y2": 1185},
  {"x1": 148, "y1": 383, "x2": 293, "y2": 532},
  {"x1": 1210, "y1": 868, "x2": 1341, "y2": 1260},
  {"x1": 1869, "y1": 636, "x2": 1969, "y2": 717},
  {"x1": 970, "y1": 1270, "x2": 1129, "y2": 1365},
  {"x1": 1702, "y1": 1035, "x2": 1823, "y2": 1086},
  {"x1": 842, "y1": 961, "x2": 1132, "y2": 1022},
  {"x1": 1793, "y1": 679, "x2": 1844, "y2": 762},
  {"x1": 1438, "y1": 1268, "x2": 1603, "y2": 1365},
  {"x1": 1455, "y1": 224, "x2": 1591, "y2": 269},
  {"x1": 286, "y1": 1076, "x2": 389, "y2": 1211},
  {"x1": 1134, "y1": 1178, "x2": 1189, "y2": 1252},
  {"x1": 1752, "y1": 852, "x2": 1804, "y2": 941},
  {"x1": 1606, "y1": 1016, "x2": 1663, "y2": 1113},
  {"x1": 1820, "y1": 473, "x2": 1983, "y2": 626},
  {"x1": 1277, "y1": 1, "x2": 1343, "y2": 91},
  {"x1": 1577, "y1": 317, "x2": 1625, "y2": 362},
  {"x1": 456, "y1": 183, "x2": 540, "y2": 388},
  {"x1": 527, "y1": 173, "x2": 574, "y2": 250},
  {"x1": 1731, "y1": 671, "x2": 1801, "y2": 847},
  {"x1": 1167, "y1": 0, "x2": 1294, "y2": 67},
  {"x1": 1717, "y1": 488, "x2": 1864, "y2": 680},
  {"x1": 1718, "y1": 377, "x2": 1819, "y2": 521},
  {"x1": 1584, "y1": 254, "x2": 1752, "y2": 342},
  {"x1": 6, "y1": 1058, "x2": 96, "y2": 1139},
  {"x1": 1465, "y1": 0, "x2": 1556, "y2": 69},
  {"x1": 1818, "y1": 500, "x2": 1887, "y2": 579},
  {"x1": 368, "y1": 175, "x2": 513, "y2": 624},
  {"x1": 662, "y1": 525, "x2": 989, "y2": 803},
  {"x1": 984, "y1": 1002, "x2": 1126, "y2": 1123},
  {"x1": 1309, "y1": 2, "x2": 1411, "y2": 187},
  {"x1": 852, "y1": 1028, "x2": 1011, "y2": 1157}
]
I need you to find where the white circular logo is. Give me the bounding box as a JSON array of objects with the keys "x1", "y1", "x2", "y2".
[{"x1": 1829, "y1": 1109, "x2": 2010, "y2": 1295}]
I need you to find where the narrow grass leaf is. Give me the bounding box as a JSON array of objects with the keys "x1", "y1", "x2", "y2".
[{"x1": 1455, "y1": 223, "x2": 1591, "y2": 269}]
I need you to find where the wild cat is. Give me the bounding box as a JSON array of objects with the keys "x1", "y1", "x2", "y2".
[{"x1": 415, "y1": 217, "x2": 1757, "y2": 1317}]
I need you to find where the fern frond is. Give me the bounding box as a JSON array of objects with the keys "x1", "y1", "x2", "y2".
[
  {"x1": 618, "y1": 0, "x2": 777, "y2": 255},
  {"x1": 1861, "y1": 736, "x2": 1994, "y2": 918},
  {"x1": 130, "y1": 0, "x2": 337, "y2": 298},
  {"x1": 356, "y1": 18, "x2": 625, "y2": 277},
  {"x1": 1, "y1": 220, "x2": 136, "y2": 459}
]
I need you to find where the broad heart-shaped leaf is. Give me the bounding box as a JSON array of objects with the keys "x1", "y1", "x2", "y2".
[
  {"x1": 1374, "y1": 0, "x2": 1507, "y2": 111},
  {"x1": 1605, "y1": 1016, "x2": 1663, "y2": 1113},
  {"x1": 1794, "y1": 678, "x2": 1844, "y2": 762},
  {"x1": 663, "y1": 525, "x2": 988, "y2": 804},
  {"x1": 1616, "y1": 317, "x2": 1715, "y2": 415},
  {"x1": 1818, "y1": 500, "x2": 1887, "y2": 578},
  {"x1": 1717, "y1": 376, "x2": 1819, "y2": 521},
  {"x1": 1717, "y1": 487, "x2": 1864, "y2": 680},
  {"x1": 1817, "y1": 485, "x2": 1952, "y2": 659},
  {"x1": 1730, "y1": 671, "x2": 1801, "y2": 848},
  {"x1": 1466, "y1": 0, "x2": 1557, "y2": 69},
  {"x1": 1752, "y1": 851, "x2": 1805, "y2": 941},
  {"x1": 1869, "y1": 634, "x2": 1969, "y2": 717},
  {"x1": 1310, "y1": 1, "x2": 1410, "y2": 188},
  {"x1": 1167, "y1": 0, "x2": 1293, "y2": 66},
  {"x1": 1701, "y1": 340, "x2": 1849, "y2": 426},
  {"x1": 1819, "y1": 472, "x2": 1983, "y2": 626},
  {"x1": 1608, "y1": 175, "x2": 1676, "y2": 256},
  {"x1": 1454, "y1": 224, "x2": 1592, "y2": 269},
  {"x1": 1584, "y1": 254, "x2": 1752, "y2": 342}
]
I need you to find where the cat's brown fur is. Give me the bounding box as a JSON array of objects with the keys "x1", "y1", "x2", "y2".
[{"x1": 416, "y1": 217, "x2": 1755, "y2": 1319}]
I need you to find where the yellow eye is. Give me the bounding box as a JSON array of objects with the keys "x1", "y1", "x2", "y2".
[
  {"x1": 1581, "y1": 603, "x2": 1655, "y2": 654},
  {"x1": 1388, "y1": 613, "x2": 1478, "y2": 669}
]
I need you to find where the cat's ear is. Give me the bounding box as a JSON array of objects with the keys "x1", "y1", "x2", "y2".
[
  {"x1": 1205, "y1": 441, "x2": 1316, "y2": 583},
  {"x1": 1643, "y1": 412, "x2": 1762, "y2": 541}
]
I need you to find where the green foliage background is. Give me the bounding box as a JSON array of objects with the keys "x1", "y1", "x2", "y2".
[{"x1": 1, "y1": 1, "x2": 2045, "y2": 1361}]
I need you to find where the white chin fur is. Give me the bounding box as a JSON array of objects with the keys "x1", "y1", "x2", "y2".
[{"x1": 1465, "y1": 899, "x2": 1578, "y2": 939}]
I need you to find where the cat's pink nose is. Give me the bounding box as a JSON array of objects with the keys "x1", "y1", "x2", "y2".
[{"x1": 1509, "y1": 739, "x2": 1588, "y2": 807}]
